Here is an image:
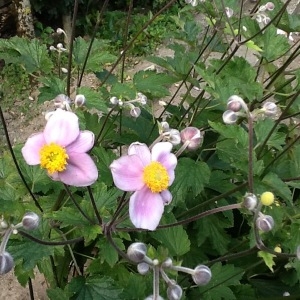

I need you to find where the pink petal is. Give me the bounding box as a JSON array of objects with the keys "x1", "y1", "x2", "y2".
[
  {"x1": 128, "y1": 142, "x2": 151, "y2": 166},
  {"x1": 56, "y1": 153, "x2": 98, "y2": 186},
  {"x1": 161, "y1": 189, "x2": 172, "y2": 205},
  {"x1": 110, "y1": 155, "x2": 144, "y2": 191},
  {"x1": 129, "y1": 187, "x2": 164, "y2": 230},
  {"x1": 151, "y1": 142, "x2": 177, "y2": 185},
  {"x1": 21, "y1": 133, "x2": 46, "y2": 165},
  {"x1": 44, "y1": 109, "x2": 80, "y2": 147},
  {"x1": 66, "y1": 131, "x2": 94, "y2": 153}
]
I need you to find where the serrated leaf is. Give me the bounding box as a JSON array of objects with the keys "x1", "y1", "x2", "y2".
[
  {"x1": 170, "y1": 158, "x2": 210, "y2": 205},
  {"x1": 120, "y1": 273, "x2": 147, "y2": 299},
  {"x1": 245, "y1": 40, "x2": 263, "y2": 52},
  {"x1": 110, "y1": 82, "x2": 136, "y2": 100},
  {"x1": 66, "y1": 275, "x2": 122, "y2": 300},
  {"x1": 38, "y1": 76, "x2": 66, "y2": 103},
  {"x1": 133, "y1": 70, "x2": 178, "y2": 98},
  {"x1": 258, "y1": 251, "x2": 276, "y2": 272},
  {"x1": 98, "y1": 237, "x2": 124, "y2": 267},
  {"x1": 77, "y1": 87, "x2": 107, "y2": 112},
  {"x1": 47, "y1": 288, "x2": 69, "y2": 300},
  {"x1": 198, "y1": 263, "x2": 244, "y2": 300},
  {"x1": 151, "y1": 224, "x2": 190, "y2": 256}
]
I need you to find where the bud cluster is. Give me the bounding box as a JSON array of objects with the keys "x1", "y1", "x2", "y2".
[
  {"x1": 110, "y1": 92, "x2": 147, "y2": 118},
  {"x1": 127, "y1": 242, "x2": 212, "y2": 299},
  {"x1": 0, "y1": 212, "x2": 39, "y2": 275},
  {"x1": 223, "y1": 95, "x2": 279, "y2": 125},
  {"x1": 254, "y1": 2, "x2": 275, "y2": 25}
]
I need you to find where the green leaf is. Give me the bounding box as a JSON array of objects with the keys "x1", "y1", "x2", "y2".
[
  {"x1": 97, "y1": 237, "x2": 124, "y2": 267},
  {"x1": 258, "y1": 251, "x2": 276, "y2": 272},
  {"x1": 197, "y1": 263, "x2": 244, "y2": 300},
  {"x1": 120, "y1": 273, "x2": 147, "y2": 299},
  {"x1": 151, "y1": 223, "x2": 190, "y2": 256},
  {"x1": 245, "y1": 40, "x2": 262, "y2": 52},
  {"x1": 66, "y1": 275, "x2": 122, "y2": 300},
  {"x1": 38, "y1": 76, "x2": 66, "y2": 103},
  {"x1": 133, "y1": 70, "x2": 178, "y2": 98},
  {"x1": 47, "y1": 288, "x2": 69, "y2": 300},
  {"x1": 261, "y1": 25, "x2": 290, "y2": 61},
  {"x1": 170, "y1": 158, "x2": 210, "y2": 205},
  {"x1": 77, "y1": 87, "x2": 107, "y2": 113},
  {"x1": 110, "y1": 82, "x2": 136, "y2": 100}
]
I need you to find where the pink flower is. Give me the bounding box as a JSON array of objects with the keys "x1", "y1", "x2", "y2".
[
  {"x1": 21, "y1": 109, "x2": 98, "y2": 187},
  {"x1": 110, "y1": 142, "x2": 177, "y2": 230}
]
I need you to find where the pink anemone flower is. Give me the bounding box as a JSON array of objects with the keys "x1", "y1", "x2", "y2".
[
  {"x1": 21, "y1": 109, "x2": 98, "y2": 187},
  {"x1": 110, "y1": 142, "x2": 177, "y2": 230}
]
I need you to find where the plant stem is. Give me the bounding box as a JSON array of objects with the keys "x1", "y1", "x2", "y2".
[
  {"x1": 248, "y1": 113, "x2": 254, "y2": 193},
  {"x1": 87, "y1": 186, "x2": 102, "y2": 225}
]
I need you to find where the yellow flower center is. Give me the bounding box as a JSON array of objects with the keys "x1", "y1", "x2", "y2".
[
  {"x1": 143, "y1": 161, "x2": 169, "y2": 193},
  {"x1": 39, "y1": 143, "x2": 69, "y2": 174}
]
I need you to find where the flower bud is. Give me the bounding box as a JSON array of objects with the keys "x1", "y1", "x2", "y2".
[
  {"x1": 54, "y1": 94, "x2": 71, "y2": 110},
  {"x1": 266, "y1": 2, "x2": 275, "y2": 11},
  {"x1": 227, "y1": 99, "x2": 242, "y2": 112},
  {"x1": 22, "y1": 212, "x2": 40, "y2": 230},
  {"x1": 192, "y1": 265, "x2": 212, "y2": 286},
  {"x1": 225, "y1": 7, "x2": 233, "y2": 18},
  {"x1": 130, "y1": 106, "x2": 141, "y2": 118},
  {"x1": 162, "y1": 257, "x2": 173, "y2": 268},
  {"x1": 242, "y1": 193, "x2": 258, "y2": 211},
  {"x1": 159, "y1": 121, "x2": 170, "y2": 134},
  {"x1": 127, "y1": 242, "x2": 147, "y2": 263},
  {"x1": 110, "y1": 96, "x2": 119, "y2": 105},
  {"x1": 256, "y1": 215, "x2": 274, "y2": 232},
  {"x1": 0, "y1": 252, "x2": 14, "y2": 275},
  {"x1": 260, "y1": 191, "x2": 274, "y2": 206},
  {"x1": 222, "y1": 110, "x2": 237, "y2": 124},
  {"x1": 0, "y1": 221, "x2": 8, "y2": 229},
  {"x1": 75, "y1": 94, "x2": 86, "y2": 108},
  {"x1": 49, "y1": 45, "x2": 56, "y2": 51},
  {"x1": 180, "y1": 127, "x2": 201, "y2": 150},
  {"x1": 137, "y1": 262, "x2": 150, "y2": 275},
  {"x1": 61, "y1": 67, "x2": 68, "y2": 74},
  {"x1": 57, "y1": 43, "x2": 66, "y2": 51},
  {"x1": 56, "y1": 28, "x2": 65, "y2": 35},
  {"x1": 144, "y1": 295, "x2": 164, "y2": 300},
  {"x1": 262, "y1": 102, "x2": 278, "y2": 117},
  {"x1": 168, "y1": 129, "x2": 181, "y2": 146},
  {"x1": 167, "y1": 284, "x2": 183, "y2": 300},
  {"x1": 137, "y1": 92, "x2": 147, "y2": 105}
]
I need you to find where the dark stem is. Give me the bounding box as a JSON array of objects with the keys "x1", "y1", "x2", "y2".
[
  {"x1": 106, "y1": 228, "x2": 129, "y2": 261},
  {"x1": 0, "y1": 106, "x2": 43, "y2": 212},
  {"x1": 87, "y1": 186, "x2": 102, "y2": 225},
  {"x1": 64, "y1": 184, "x2": 95, "y2": 224},
  {"x1": 28, "y1": 277, "x2": 34, "y2": 300},
  {"x1": 18, "y1": 230, "x2": 84, "y2": 246},
  {"x1": 66, "y1": 0, "x2": 79, "y2": 96},
  {"x1": 248, "y1": 114, "x2": 254, "y2": 193}
]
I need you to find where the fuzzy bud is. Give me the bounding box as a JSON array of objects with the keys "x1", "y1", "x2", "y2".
[
  {"x1": 222, "y1": 110, "x2": 237, "y2": 124},
  {"x1": 243, "y1": 193, "x2": 258, "y2": 211},
  {"x1": 168, "y1": 129, "x2": 181, "y2": 146},
  {"x1": 56, "y1": 28, "x2": 65, "y2": 35},
  {"x1": 54, "y1": 94, "x2": 71, "y2": 110},
  {"x1": 0, "y1": 252, "x2": 14, "y2": 275},
  {"x1": 159, "y1": 121, "x2": 170, "y2": 133},
  {"x1": 192, "y1": 265, "x2": 212, "y2": 286},
  {"x1": 227, "y1": 99, "x2": 242, "y2": 112},
  {"x1": 265, "y1": 2, "x2": 275, "y2": 11},
  {"x1": 180, "y1": 127, "x2": 201, "y2": 150},
  {"x1": 127, "y1": 242, "x2": 147, "y2": 263},
  {"x1": 256, "y1": 215, "x2": 274, "y2": 232},
  {"x1": 262, "y1": 102, "x2": 278, "y2": 117},
  {"x1": 137, "y1": 92, "x2": 147, "y2": 105},
  {"x1": 110, "y1": 96, "x2": 119, "y2": 105},
  {"x1": 225, "y1": 7, "x2": 233, "y2": 18},
  {"x1": 22, "y1": 212, "x2": 40, "y2": 230},
  {"x1": 130, "y1": 106, "x2": 141, "y2": 118},
  {"x1": 49, "y1": 45, "x2": 56, "y2": 51},
  {"x1": 162, "y1": 257, "x2": 173, "y2": 268},
  {"x1": 137, "y1": 262, "x2": 150, "y2": 275},
  {"x1": 75, "y1": 94, "x2": 86, "y2": 108},
  {"x1": 167, "y1": 284, "x2": 183, "y2": 300}
]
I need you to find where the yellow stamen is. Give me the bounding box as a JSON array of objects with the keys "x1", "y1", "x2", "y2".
[
  {"x1": 39, "y1": 143, "x2": 69, "y2": 174},
  {"x1": 143, "y1": 161, "x2": 169, "y2": 193}
]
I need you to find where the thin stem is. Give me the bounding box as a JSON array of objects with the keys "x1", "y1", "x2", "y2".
[
  {"x1": 78, "y1": 0, "x2": 109, "y2": 87},
  {"x1": 109, "y1": 192, "x2": 129, "y2": 228},
  {"x1": 248, "y1": 114, "x2": 254, "y2": 193},
  {"x1": 87, "y1": 186, "x2": 102, "y2": 225},
  {"x1": 153, "y1": 265, "x2": 160, "y2": 300},
  {"x1": 28, "y1": 277, "x2": 34, "y2": 300},
  {"x1": 0, "y1": 106, "x2": 43, "y2": 212},
  {"x1": 155, "y1": 204, "x2": 242, "y2": 229},
  {"x1": 0, "y1": 227, "x2": 13, "y2": 253},
  {"x1": 99, "y1": 0, "x2": 177, "y2": 87},
  {"x1": 18, "y1": 230, "x2": 84, "y2": 246},
  {"x1": 66, "y1": 0, "x2": 79, "y2": 96},
  {"x1": 64, "y1": 184, "x2": 95, "y2": 224},
  {"x1": 106, "y1": 229, "x2": 129, "y2": 261}
]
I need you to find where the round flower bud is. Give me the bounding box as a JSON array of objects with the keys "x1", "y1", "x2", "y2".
[
  {"x1": 61, "y1": 67, "x2": 68, "y2": 74},
  {"x1": 227, "y1": 99, "x2": 242, "y2": 112},
  {"x1": 22, "y1": 212, "x2": 40, "y2": 230},
  {"x1": 266, "y1": 2, "x2": 275, "y2": 11},
  {"x1": 54, "y1": 94, "x2": 71, "y2": 110},
  {"x1": 0, "y1": 221, "x2": 8, "y2": 229},
  {"x1": 167, "y1": 284, "x2": 183, "y2": 300},
  {"x1": 180, "y1": 127, "x2": 201, "y2": 150},
  {"x1": 222, "y1": 110, "x2": 237, "y2": 124},
  {"x1": 192, "y1": 265, "x2": 212, "y2": 286},
  {"x1": 242, "y1": 193, "x2": 258, "y2": 211},
  {"x1": 260, "y1": 191, "x2": 274, "y2": 206},
  {"x1": 137, "y1": 92, "x2": 147, "y2": 105},
  {"x1": 130, "y1": 106, "x2": 141, "y2": 118},
  {"x1": 127, "y1": 242, "x2": 147, "y2": 263},
  {"x1": 256, "y1": 215, "x2": 274, "y2": 232},
  {"x1": 162, "y1": 257, "x2": 173, "y2": 268},
  {"x1": 168, "y1": 129, "x2": 181, "y2": 146},
  {"x1": 225, "y1": 7, "x2": 233, "y2": 18},
  {"x1": 137, "y1": 262, "x2": 150, "y2": 275},
  {"x1": 274, "y1": 246, "x2": 282, "y2": 253},
  {"x1": 56, "y1": 28, "x2": 65, "y2": 35},
  {"x1": 110, "y1": 96, "x2": 119, "y2": 105},
  {"x1": 262, "y1": 102, "x2": 278, "y2": 117},
  {"x1": 75, "y1": 94, "x2": 86, "y2": 107},
  {"x1": 49, "y1": 45, "x2": 56, "y2": 51},
  {"x1": 283, "y1": 292, "x2": 290, "y2": 297},
  {"x1": 0, "y1": 252, "x2": 14, "y2": 275}
]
